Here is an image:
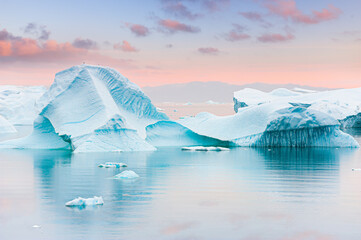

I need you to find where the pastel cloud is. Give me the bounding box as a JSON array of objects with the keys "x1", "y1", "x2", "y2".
[
  {"x1": 161, "y1": 0, "x2": 201, "y2": 20},
  {"x1": 225, "y1": 24, "x2": 251, "y2": 42},
  {"x1": 198, "y1": 47, "x2": 219, "y2": 55},
  {"x1": 264, "y1": 0, "x2": 341, "y2": 24},
  {"x1": 125, "y1": 23, "x2": 150, "y2": 37},
  {"x1": 257, "y1": 32, "x2": 294, "y2": 43},
  {"x1": 72, "y1": 38, "x2": 98, "y2": 49},
  {"x1": 203, "y1": 0, "x2": 230, "y2": 12},
  {"x1": 158, "y1": 19, "x2": 200, "y2": 34},
  {"x1": 114, "y1": 40, "x2": 138, "y2": 52},
  {"x1": 239, "y1": 12, "x2": 264, "y2": 22},
  {"x1": 24, "y1": 23, "x2": 51, "y2": 41}
]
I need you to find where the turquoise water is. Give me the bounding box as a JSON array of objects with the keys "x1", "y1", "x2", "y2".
[{"x1": 1, "y1": 134, "x2": 361, "y2": 239}]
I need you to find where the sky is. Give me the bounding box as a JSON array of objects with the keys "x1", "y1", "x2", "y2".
[{"x1": 0, "y1": 0, "x2": 360, "y2": 88}]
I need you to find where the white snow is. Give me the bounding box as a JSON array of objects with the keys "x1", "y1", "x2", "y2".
[
  {"x1": 113, "y1": 170, "x2": 139, "y2": 179},
  {"x1": 233, "y1": 88, "x2": 301, "y2": 112},
  {"x1": 182, "y1": 146, "x2": 230, "y2": 151},
  {"x1": 0, "y1": 85, "x2": 47, "y2": 125},
  {"x1": 98, "y1": 162, "x2": 128, "y2": 168},
  {"x1": 0, "y1": 115, "x2": 17, "y2": 134},
  {"x1": 65, "y1": 196, "x2": 104, "y2": 207},
  {"x1": 0, "y1": 65, "x2": 167, "y2": 152}
]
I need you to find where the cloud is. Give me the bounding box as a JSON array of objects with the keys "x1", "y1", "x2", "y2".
[
  {"x1": 24, "y1": 23, "x2": 51, "y2": 41},
  {"x1": 161, "y1": 0, "x2": 201, "y2": 20},
  {"x1": 203, "y1": 0, "x2": 230, "y2": 12},
  {"x1": 72, "y1": 38, "x2": 98, "y2": 50},
  {"x1": 224, "y1": 24, "x2": 251, "y2": 42},
  {"x1": 125, "y1": 23, "x2": 150, "y2": 37},
  {"x1": 263, "y1": 0, "x2": 341, "y2": 24},
  {"x1": 158, "y1": 19, "x2": 200, "y2": 34},
  {"x1": 257, "y1": 32, "x2": 294, "y2": 43},
  {"x1": 0, "y1": 29, "x2": 135, "y2": 74},
  {"x1": 239, "y1": 12, "x2": 264, "y2": 22},
  {"x1": 198, "y1": 47, "x2": 219, "y2": 55},
  {"x1": 114, "y1": 40, "x2": 138, "y2": 52}
]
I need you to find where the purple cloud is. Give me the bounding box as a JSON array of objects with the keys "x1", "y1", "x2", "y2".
[
  {"x1": 125, "y1": 23, "x2": 150, "y2": 37},
  {"x1": 257, "y1": 32, "x2": 294, "y2": 43},
  {"x1": 24, "y1": 23, "x2": 51, "y2": 41},
  {"x1": 72, "y1": 38, "x2": 98, "y2": 49},
  {"x1": 158, "y1": 19, "x2": 200, "y2": 34},
  {"x1": 161, "y1": 0, "x2": 201, "y2": 20},
  {"x1": 198, "y1": 47, "x2": 219, "y2": 55},
  {"x1": 225, "y1": 24, "x2": 251, "y2": 42}
]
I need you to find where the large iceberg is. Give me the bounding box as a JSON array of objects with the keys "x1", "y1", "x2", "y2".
[
  {"x1": 176, "y1": 104, "x2": 359, "y2": 148},
  {"x1": 0, "y1": 85, "x2": 47, "y2": 125},
  {"x1": 0, "y1": 65, "x2": 167, "y2": 151},
  {"x1": 233, "y1": 87, "x2": 361, "y2": 129}
]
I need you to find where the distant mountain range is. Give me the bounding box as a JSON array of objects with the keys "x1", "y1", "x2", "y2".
[{"x1": 142, "y1": 82, "x2": 334, "y2": 103}]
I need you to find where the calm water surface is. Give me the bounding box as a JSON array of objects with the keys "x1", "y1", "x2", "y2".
[{"x1": 1, "y1": 132, "x2": 361, "y2": 240}]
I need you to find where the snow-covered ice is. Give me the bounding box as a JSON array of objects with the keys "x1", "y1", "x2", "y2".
[
  {"x1": 233, "y1": 88, "x2": 302, "y2": 112},
  {"x1": 233, "y1": 87, "x2": 361, "y2": 128},
  {"x1": 98, "y1": 162, "x2": 127, "y2": 168},
  {"x1": 65, "y1": 196, "x2": 104, "y2": 207},
  {"x1": 0, "y1": 85, "x2": 47, "y2": 125},
  {"x1": 113, "y1": 170, "x2": 139, "y2": 179},
  {"x1": 0, "y1": 65, "x2": 167, "y2": 151},
  {"x1": 177, "y1": 105, "x2": 359, "y2": 148},
  {"x1": 146, "y1": 120, "x2": 230, "y2": 147},
  {"x1": 0, "y1": 115, "x2": 17, "y2": 134},
  {"x1": 182, "y1": 146, "x2": 230, "y2": 151}
]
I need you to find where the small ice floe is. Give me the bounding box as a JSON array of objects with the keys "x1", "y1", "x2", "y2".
[
  {"x1": 32, "y1": 225, "x2": 41, "y2": 228},
  {"x1": 113, "y1": 170, "x2": 139, "y2": 179},
  {"x1": 181, "y1": 146, "x2": 230, "y2": 151},
  {"x1": 98, "y1": 162, "x2": 127, "y2": 168},
  {"x1": 65, "y1": 196, "x2": 104, "y2": 207},
  {"x1": 156, "y1": 107, "x2": 164, "y2": 111},
  {"x1": 352, "y1": 168, "x2": 361, "y2": 171}
]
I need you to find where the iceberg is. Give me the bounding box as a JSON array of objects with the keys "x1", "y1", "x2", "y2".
[
  {"x1": 98, "y1": 162, "x2": 128, "y2": 168},
  {"x1": 113, "y1": 170, "x2": 139, "y2": 179},
  {"x1": 0, "y1": 65, "x2": 167, "y2": 152},
  {"x1": 177, "y1": 104, "x2": 359, "y2": 148},
  {"x1": 233, "y1": 87, "x2": 361, "y2": 129},
  {"x1": 0, "y1": 85, "x2": 47, "y2": 125},
  {"x1": 65, "y1": 196, "x2": 104, "y2": 207},
  {"x1": 182, "y1": 146, "x2": 230, "y2": 151}
]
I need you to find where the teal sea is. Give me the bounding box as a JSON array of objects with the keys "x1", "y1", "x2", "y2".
[{"x1": 0, "y1": 129, "x2": 361, "y2": 240}]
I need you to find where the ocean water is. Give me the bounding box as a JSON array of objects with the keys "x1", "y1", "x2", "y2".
[{"x1": 1, "y1": 133, "x2": 361, "y2": 239}]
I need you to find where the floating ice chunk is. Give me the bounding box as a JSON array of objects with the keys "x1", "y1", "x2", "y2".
[
  {"x1": 65, "y1": 196, "x2": 104, "y2": 207},
  {"x1": 98, "y1": 162, "x2": 127, "y2": 168},
  {"x1": 182, "y1": 146, "x2": 230, "y2": 151},
  {"x1": 32, "y1": 225, "x2": 41, "y2": 228},
  {"x1": 113, "y1": 170, "x2": 139, "y2": 179},
  {"x1": 352, "y1": 168, "x2": 361, "y2": 171}
]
